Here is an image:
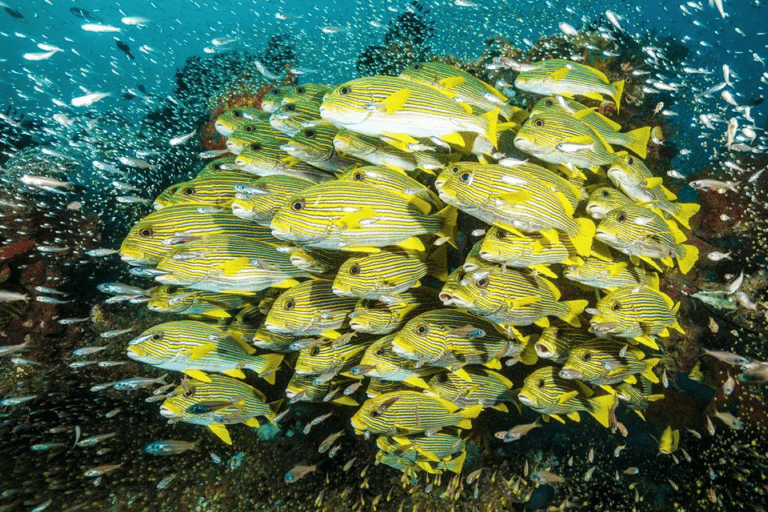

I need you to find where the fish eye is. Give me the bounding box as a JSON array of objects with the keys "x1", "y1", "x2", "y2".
[
  {"x1": 213, "y1": 164, "x2": 222, "y2": 170},
  {"x1": 582, "y1": 352, "x2": 592, "y2": 362},
  {"x1": 627, "y1": 157, "x2": 634, "y2": 165},
  {"x1": 537, "y1": 379, "x2": 545, "y2": 388},
  {"x1": 269, "y1": 88, "x2": 281, "y2": 96},
  {"x1": 291, "y1": 199, "x2": 305, "y2": 211},
  {"x1": 139, "y1": 227, "x2": 153, "y2": 238},
  {"x1": 545, "y1": 99, "x2": 554, "y2": 107},
  {"x1": 371, "y1": 409, "x2": 380, "y2": 417},
  {"x1": 284, "y1": 298, "x2": 295, "y2": 310},
  {"x1": 415, "y1": 324, "x2": 429, "y2": 336},
  {"x1": 339, "y1": 86, "x2": 351, "y2": 95},
  {"x1": 183, "y1": 187, "x2": 195, "y2": 196},
  {"x1": 233, "y1": 110, "x2": 243, "y2": 117},
  {"x1": 615, "y1": 213, "x2": 627, "y2": 222},
  {"x1": 476, "y1": 277, "x2": 488, "y2": 287},
  {"x1": 151, "y1": 333, "x2": 161, "y2": 341},
  {"x1": 413, "y1": 64, "x2": 422, "y2": 70},
  {"x1": 167, "y1": 286, "x2": 178, "y2": 294},
  {"x1": 244, "y1": 125, "x2": 254, "y2": 132},
  {"x1": 495, "y1": 230, "x2": 506, "y2": 239},
  {"x1": 250, "y1": 142, "x2": 262, "y2": 151},
  {"x1": 296, "y1": 86, "x2": 306, "y2": 94},
  {"x1": 534, "y1": 119, "x2": 545, "y2": 127},
  {"x1": 349, "y1": 264, "x2": 360, "y2": 275},
  {"x1": 374, "y1": 349, "x2": 383, "y2": 356},
  {"x1": 459, "y1": 172, "x2": 471, "y2": 182},
  {"x1": 451, "y1": 166, "x2": 460, "y2": 173},
  {"x1": 310, "y1": 346, "x2": 320, "y2": 356},
  {"x1": 601, "y1": 190, "x2": 610, "y2": 197},
  {"x1": 304, "y1": 128, "x2": 316, "y2": 138},
  {"x1": 285, "y1": 104, "x2": 296, "y2": 112},
  {"x1": 611, "y1": 302, "x2": 622, "y2": 311},
  {"x1": 352, "y1": 172, "x2": 364, "y2": 181},
  {"x1": 184, "y1": 387, "x2": 195, "y2": 397}
]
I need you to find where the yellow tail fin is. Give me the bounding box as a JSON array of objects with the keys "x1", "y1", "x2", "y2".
[
  {"x1": 435, "y1": 206, "x2": 458, "y2": 249},
  {"x1": 672, "y1": 202, "x2": 701, "y2": 230},
  {"x1": 677, "y1": 244, "x2": 699, "y2": 275},
  {"x1": 561, "y1": 299, "x2": 588, "y2": 327},
  {"x1": 626, "y1": 126, "x2": 650, "y2": 158},
  {"x1": 612, "y1": 80, "x2": 625, "y2": 114},
  {"x1": 571, "y1": 217, "x2": 596, "y2": 257},
  {"x1": 425, "y1": 243, "x2": 449, "y2": 282},
  {"x1": 443, "y1": 450, "x2": 467, "y2": 474},
  {"x1": 587, "y1": 393, "x2": 616, "y2": 428},
  {"x1": 483, "y1": 108, "x2": 499, "y2": 149},
  {"x1": 259, "y1": 353, "x2": 284, "y2": 384},
  {"x1": 643, "y1": 358, "x2": 660, "y2": 383}
]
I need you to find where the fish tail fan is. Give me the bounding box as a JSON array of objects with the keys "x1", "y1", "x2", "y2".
[
  {"x1": 626, "y1": 126, "x2": 651, "y2": 158},
  {"x1": 571, "y1": 217, "x2": 596, "y2": 257},
  {"x1": 425, "y1": 243, "x2": 449, "y2": 282},
  {"x1": 677, "y1": 243, "x2": 699, "y2": 275},
  {"x1": 560, "y1": 299, "x2": 588, "y2": 327},
  {"x1": 612, "y1": 80, "x2": 625, "y2": 114},
  {"x1": 643, "y1": 358, "x2": 661, "y2": 383},
  {"x1": 672, "y1": 202, "x2": 701, "y2": 230},
  {"x1": 258, "y1": 353, "x2": 284, "y2": 384},
  {"x1": 482, "y1": 108, "x2": 499, "y2": 149},
  {"x1": 443, "y1": 450, "x2": 467, "y2": 474},
  {"x1": 436, "y1": 205, "x2": 458, "y2": 249},
  {"x1": 587, "y1": 393, "x2": 616, "y2": 428}
]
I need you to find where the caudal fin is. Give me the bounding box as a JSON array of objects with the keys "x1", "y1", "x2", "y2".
[
  {"x1": 425, "y1": 243, "x2": 449, "y2": 282},
  {"x1": 483, "y1": 108, "x2": 499, "y2": 149},
  {"x1": 559, "y1": 299, "x2": 588, "y2": 327},
  {"x1": 626, "y1": 126, "x2": 650, "y2": 158},
  {"x1": 571, "y1": 217, "x2": 596, "y2": 257},
  {"x1": 672, "y1": 202, "x2": 701, "y2": 230},
  {"x1": 587, "y1": 393, "x2": 616, "y2": 428},
  {"x1": 643, "y1": 358, "x2": 661, "y2": 383},
  {"x1": 677, "y1": 243, "x2": 699, "y2": 275},
  {"x1": 435, "y1": 205, "x2": 458, "y2": 249},
  {"x1": 612, "y1": 80, "x2": 625, "y2": 114}
]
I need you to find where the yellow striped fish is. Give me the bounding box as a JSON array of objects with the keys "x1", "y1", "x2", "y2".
[
  {"x1": 230, "y1": 174, "x2": 315, "y2": 225},
  {"x1": 281, "y1": 123, "x2": 363, "y2": 172},
  {"x1": 261, "y1": 83, "x2": 331, "y2": 113},
  {"x1": 517, "y1": 366, "x2": 614, "y2": 426},
  {"x1": 234, "y1": 137, "x2": 333, "y2": 182},
  {"x1": 391, "y1": 309, "x2": 523, "y2": 378},
  {"x1": 195, "y1": 157, "x2": 245, "y2": 179},
  {"x1": 351, "y1": 333, "x2": 441, "y2": 388},
  {"x1": 285, "y1": 373, "x2": 357, "y2": 406},
  {"x1": 531, "y1": 96, "x2": 648, "y2": 157},
  {"x1": 595, "y1": 204, "x2": 699, "y2": 274},
  {"x1": 514, "y1": 110, "x2": 617, "y2": 171},
  {"x1": 479, "y1": 227, "x2": 581, "y2": 278},
  {"x1": 119, "y1": 205, "x2": 278, "y2": 266},
  {"x1": 607, "y1": 153, "x2": 700, "y2": 228},
  {"x1": 366, "y1": 378, "x2": 406, "y2": 398},
  {"x1": 155, "y1": 235, "x2": 310, "y2": 293},
  {"x1": 533, "y1": 324, "x2": 594, "y2": 363},
  {"x1": 226, "y1": 305, "x2": 263, "y2": 345},
  {"x1": 226, "y1": 121, "x2": 289, "y2": 155},
  {"x1": 348, "y1": 288, "x2": 443, "y2": 335},
  {"x1": 320, "y1": 75, "x2": 499, "y2": 150},
  {"x1": 153, "y1": 174, "x2": 257, "y2": 210},
  {"x1": 563, "y1": 257, "x2": 659, "y2": 291},
  {"x1": 146, "y1": 285, "x2": 255, "y2": 319},
  {"x1": 439, "y1": 263, "x2": 587, "y2": 328},
  {"x1": 332, "y1": 246, "x2": 446, "y2": 300},
  {"x1": 294, "y1": 336, "x2": 371, "y2": 376},
  {"x1": 377, "y1": 432, "x2": 466, "y2": 474},
  {"x1": 269, "y1": 98, "x2": 322, "y2": 136},
  {"x1": 285, "y1": 245, "x2": 347, "y2": 275},
  {"x1": 333, "y1": 128, "x2": 445, "y2": 172},
  {"x1": 270, "y1": 181, "x2": 457, "y2": 253},
  {"x1": 514, "y1": 59, "x2": 625, "y2": 113},
  {"x1": 336, "y1": 165, "x2": 443, "y2": 215},
  {"x1": 615, "y1": 379, "x2": 664, "y2": 418},
  {"x1": 425, "y1": 369, "x2": 515, "y2": 412},
  {"x1": 585, "y1": 186, "x2": 634, "y2": 219},
  {"x1": 658, "y1": 425, "x2": 680, "y2": 455},
  {"x1": 350, "y1": 391, "x2": 484, "y2": 436},
  {"x1": 159, "y1": 373, "x2": 276, "y2": 444},
  {"x1": 435, "y1": 163, "x2": 595, "y2": 256},
  {"x1": 263, "y1": 279, "x2": 358, "y2": 336},
  {"x1": 588, "y1": 284, "x2": 683, "y2": 349},
  {"x1": 559, "y1": 338, "x2": 660, "y2": 387},
  {"x1": 215, "y1": 106, "x2": 270, "y2": 137},
  {"x1": 126, "y1": 320, "x2": 283, "y2": 383},
  {"x1": 400, "y1": 61, "x2": 525, "y2": 122},
  {"x1": 244, "y1": 325, "x2": 295, "y2": 353},
  {"x1": 155, "y1": 170, "x2": 252, "y2": 209}
]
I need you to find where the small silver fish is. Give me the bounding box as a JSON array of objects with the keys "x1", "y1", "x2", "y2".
[{"x1": 72, "y1": 346, "x2": 108, "y2": 356}]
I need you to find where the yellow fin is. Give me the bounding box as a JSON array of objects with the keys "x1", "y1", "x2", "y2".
[
  {"x1": 548, "y1": 413, "x2": 565, "y2": 424},
  {"x1": 571, "y1": 217, "x2": 596, "y2": 257},
  {"x1": 452, "y1": 367, "x2": 473, "y2": 382},
  {"x1": 188, "y1": 343, "x2": 216, "y2": 360},
  {"x1": 534, "y1": 317, "x2": 550, "y2": 328},
  {"x1": 397, "y1": 236, "x2": 426, "y2": 253},
  {"x1": 183, "y1": 369, "x2": 211, "y2": 382},
  {"x1": 244, "y1": 417, "x2": 261, "y2": 428},
  {"x1": 562, "y1": 300, "x2": 587, "y2": 327},
  {"x1": 223, "y1": 368, "x2": 246, "y2": 379},
  {"x1": 499, "y1": 190, "x2": 533, "y2": 203},
  {"x1": 208, "y1": 423, "x2": 232, "y2": 444},
  {"x1": 426, "y1": 243, "x2": 449, "y2": 282},
  {"x1": 612, "y1": 80, "x2": 625, "y2": 114},
  {"x1": 439, "y1": 131, "x2": 466, "y2": 147},
  {"x1": 645, "y1": 177, "x2": 664, "y2": 188},
  {"x1": 608, "y1": 262, "x2": 628, "y2": 276},
  {"x1": 482, "y1": 108, "x2": 499, "y2": 149},
  {"x1": 439, "y1": 76, "x2": 466, "y2": 89},
  {"x1": 635, "y1": 335, "x2": 659, "y2": 350},
  {"x1": 550, "y1": 67, "x2": 570, "y2": 81},
  {"x1": 539, "y1": 228, "x2": 559, "y2": 245},
  {"x1": 482, "y1": 359, "x2": 502, "y2": 370},
  {"x1": 587, "y1": 393, "x2": 615, "y2": 427},
  {"x1": 274, "y1": 278, "x2": 300, "y2": 289},
  {"x1": 404, "y1": 377, "x2": 430, "y2": 389},
  {"x1": 507, "y1": 295, "x2": 542, "y2": 309},
  {"x1": 626, "y1": 126, "x2": 651, "y2": 159},
  {"x1": 217, "y1": 256, "x2": 250, "y2": 276},
  {"x1": 557, "y1": 390, "x2": 579, "y2": 405},
  {"x1": 672, "y1": 203, "x2": 700, "y2": 230},
  {"x1": 332, "y1": 396, "x2": 358, "y2": 406},
  {"x1": 204, "y1": 309, "x2": 232, "y2": 319},
  {"x1": 491, "y1": 403, "x2": 509, "y2": 413},
  {"x1": 460, "y1": 403, "x2": 484, "y2": 420},
  {"x1": 677, "y1": 244, "x2": 699, "y2": 275},
  {"x1": 335, "y1": 206, "x2": 376, "y2": 230},
  {"x1": 533, "y1": 264, "x2": 558, "y2": 279},
  {"x1": 644, "y1": 358, "x2": 661, "y2": 383},
  {"x1": 566, "y1": 411, "x2": 581, "y2": 422},
  {"x1": 443, "y1": 450, "x2": 467, "y2": 474},
  {"x1": 382, "y1": 88, "x2": 411, "y2": 114}
]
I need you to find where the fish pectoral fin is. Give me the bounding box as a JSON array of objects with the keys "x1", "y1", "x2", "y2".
[
  {"x1": 498, "y1": 190, "x2": 533, "y2": 204},
  {"x1": 208, "y1": 423, "x2": 232, "y2": 445},
  {"x1": 275, "y1": 278, "x2": 301, "y2": 289},
  {"x1": 548, "y1": 413, "x2": 565, "y2": 424},
  {"x1": 608, "y1": 262, "x2": 628, "y2": 276},
  {"x1": 557, "y1": 390, "x2": 579, "y2": 405},
  {"x1": 380, "y1": 88, "x2": 411, "y2": 114},
  {"x1": 506, "y1": 295, "x2": 541, "y2": 309},
  {"x1": 335, "y1": 207, "x2": 377, "y2": 229},
  {"x1": 397, "y1": 236, "x2": 426, "y2": 252},
  {"x1": 635, "y1": 335, "x2": 659, "y2": 350},
  {"x1": 438, "y1": 76, "x2": 466, "y2": 89},
  {"x1": 491, "y1": 403, "x2": 509, "y2": 413},
  {"x1": 482, "y1": 359, "x2": 502, "y2": 370},
  {"x1": 183, "y1": 369, "x2": 212, "y2": 382},
  {"x1": 645, "y1": 177, "x2": 664, "y2": 188},
  {"x1": 223, "y1": 368, "x2": 246, "y2": 379},
  {"x1": 187, "y1": 343, "x2": 216, "y2": 360},
  {"x1": 281, "y1": 156, "x2": 303, "y2": 167},
  {"x1": 332, "y1": 396, "x2": 358, "y2": 406},
  {"x1": 582, "y1": 92, "x2": 604, "y2": 101},
  {"x1": 539, "y1": 229, "x2": 559, "y2": 244},
  {"x1": 216, "y1": 256, "x2": 250, "y2": 276},
  {"x1": 549, "y1": 67, "x2": 570, "y2": 81}
]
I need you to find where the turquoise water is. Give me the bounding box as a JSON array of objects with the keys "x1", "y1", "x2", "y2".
[{"x1": 0, "y1": 1, "x2": 767, "y2": 511}]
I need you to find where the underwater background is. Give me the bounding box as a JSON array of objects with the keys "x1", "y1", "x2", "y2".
[{"x1": 1, "y1": 0, "x2": 768, "y2": 511}]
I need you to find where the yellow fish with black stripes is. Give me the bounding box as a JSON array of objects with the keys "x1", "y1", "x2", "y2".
[
  {"x1": 215, "y1": 106, "x2": 270, "y2": 137},
  {"x1": 261, "y1": 83, "x2": 332, "y2": 113},
  {"x1": 263, "y1": 279, "x2": 358, "y2": 336},
  {"x1": 558, "y1": 338, "x2": 660, "y2": 387}
]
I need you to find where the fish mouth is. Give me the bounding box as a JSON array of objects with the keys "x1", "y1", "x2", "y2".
[
  {"x1": 438, "y1": 290, "x2": 468, "y2": 307},
  {"x1": 594, "y1": 229, "x2": 614, "y2": 244},
  {"x1": 332, "y1": 285, "x2": 353, "y2": 296},
  {"x1": 319, "y1": 104, "x2": 369, "y2": 127},
  {"x1": 534, "y1": 342, "x2": 553, "y2": 358},
  {"x1": 263, "y1": 320, "x2": 287, "y2": 333},
  {"x1": 586, "y1": 205, "x2": 605, "y2": 219},
  {"x1": 159, "y1": 406, "x2": 180, "y2": 420},
  {"x1": 120, "y1": 249, "x2": 153, "y2": 267},
  {"x1": 215, "y1": 121, "x2": 234, "y2": 137},
  {"x1": 348, "y1": 319, "x2": 369, "y2": 331},
  {"x1": 226, "y1": 141, "x2": 243, "y2": 154},
  {"x1": 513, "y1": 135, "x2": 542, "y2": 154},
  {"x1": 517, "y1": 392, "x2": 534, "y2": 406},
  {"x1": 589, "y1": 321, "x2": 620, "y2": 335}
]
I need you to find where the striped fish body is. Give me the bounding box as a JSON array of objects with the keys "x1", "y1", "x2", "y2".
[
  {"x1": 518, "y1": 366, "x2": 614, "y2": 427},
  {"x1": 586, "y1": 186, "x2": 633, "y2": 219},
  {"x1": 354, "y1": 333, "x2": 441, "y2": 385},
  {"x1": 226, "y1": 305, "x2": 264, "y2": 345},
  {"x1": 607, "y1": 155, "x2": 700, "y2": 228},
  {"x1": 196, "y1": 157, "x2": 245, "y2": 179},
  {"x1": 560, "y1": 338, "x2": 660, "y2": 386},
  {"x1": 159, "y1": 373, "x2": 274, "y2": 443},
  {"x1": 247, "y1": 326, "x2": 295, "y2": 352},
  {"x1": 285, "y1": 373, "x2": 356, "y2": 406},
  {"x1": 226, "y1": 122, "x2": 289, "y2": 155},
  {"x1": 155, "y1": 235, "x2": 310, "y2": 293},
  {"x1": 269, "y1": 98, "x2": 322, "y2": 136},
  {"x1": 425, "y1": 369, "x2": 515, "y2": 410},
  {"x1": 366, "y1": 378, "x2": 406, "y2": 398},
  {"x1": 146, "y1": 285, "x2": 254, "y2": 318},
  {"x1": 350, "y1": 391, "x2": 483, "y2": 436},
  {"x1": 294, "y1": 337, "x2": 371, "y2": 375},
  {"x1": 261, "y1": 83, "x2": 331, "y2": 114},
  {"x1": 514, "y1": 59, "x2": 625, "y2": 112},
  {"x1": 286, "y1": 245, "x2": 348, "y2": 275},
  {"x1": 461, "y1": 240, "x2": 484, "y2": 272},
  {"x1": 348, "y1": 288, "x2": 443, "y2": 334},
  {"x1": 530, "y1": 96, "x2": 649, "y2": 157},
  {"x1": 215, "y1": 106, "x2": 270, "y2": 137},
  {"x1": 263, "y1": 279, "x2": 358, "y2": 335},
  {"x1": 439, "y1": 264, "x2": 587, "y2": 329},
  {"x1": 391, "y1": 309, "x2": 521, "y2": 371},
  {"x1": 269, "y1": 181, "x2": 457, "y2": 252},
  {"x1": 153, "y1": 174, "x2": 257, "y2": 210},
  {"x1": 230, "y1": 174, "x2": 315, "y2": 225},
  {"x1": 595, "y1": 204, "x2": 698, "y2": 273},
  {"x1": 333, "y1": 129, "x2": 419, "y2": 171},
  {"x1": 479, "y1": 227, "x2": 581, "y2": 274},
  {"x1": 377, "y1": 433, "x2": 466, "y2": 474},
  {"x1": 281, "y1": 123, "x2": 363, "y2": 172},
  {"x1": 234, "y1": 137, "x2": 324, "y2": 177},
  {"x1": 615, "y1": 379, "x2": 664, "y2": 412},
  {"x1": 332, "y1": 249, "x2": 429, "y2": 299},
  {"x1": 589, "y1": 285, "x2": 681, "y2": 347},
  {"x1": 336, "y1": 166, "x2": 443, "y2": 214},
  {"x1": 435, "y1": 163, "x2": 594, "y2": 256},
  {"x1": 563, "y1": 257, "x2": 657, "y2": 291},
  {"x1": 514, "y1": 110, "x2": 616, "y2": 169},
  {"x1": 126, "y1": 321, "x2": 283, "y2": 382},
  {"x1": 119, "y1": 205, "x2": 278, "y2": 266},
  {"x1": 320, "y1": 76, "x2": 497, "y2": 147},
  {"x1": 400, "y1": 61, "x2": 521, "y2": 122},
  {"x1": 534, "y1": 324, "x2": 594, "y2": 363}
]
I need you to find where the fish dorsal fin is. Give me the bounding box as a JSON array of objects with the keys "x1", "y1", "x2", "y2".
[
  {"x1": 608, "y1": 262, "x2": 628, "y2": 276},
  {"x1": 439, "y1": 76, "x2": 466, "y2": 90},
  {"x1": 208, "y1": 423, "x2": 232, "y2": 444},
  {"x1": 572, "y1": 107, "x2": 597, "y2": 120},
  {"x1": 382, "y1": 89, "x2": 411, "y2": 114}
]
